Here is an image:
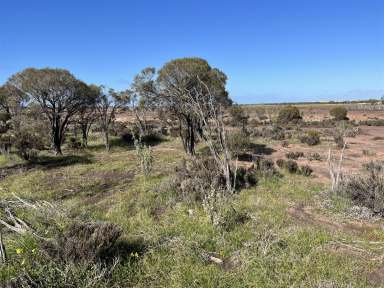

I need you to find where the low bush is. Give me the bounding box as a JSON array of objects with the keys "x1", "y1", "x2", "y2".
[
  {"x1": 299, "y1": 165, "x2": 313, "y2": 177},
  {"x1": 228, "y1": 130, "x2": 252, "y2": 156},
  {"x1": 253, "y1": 156, "x2": 279, "y2": 177},
  {"x1": 285, "y1": 151, "x2": 304, "y2": 160},
  {"x1": 48, "y1": 221, "x2": 122, "y2": 263},
  {"x1": 67, "y1": 137, "x2": 82, "y2": 149},
  {"x1": 277, "y1": 105, "x2": 302, "y2": 124},
  {"x1": 229, "y1": 104, "x2": 249, "y2": 129},
  {"x1": 307, "y1": 152, "x2": 322, "y2": 161},
  {"x1": 253, "y1": 125, "x2": 286, "y2": 140},
  {"x1": 300, "y1": 130, "x2": 321, "y2": 146},
  {"x1": 330, "y1": 106, "x2": 348, "y2": 121},
  {"x1": 337, "y1": 162, "x2": 384, "y2": 214},
  {"x1": 218, "y1": 207, "x2": 250, "y2": 232},
  {"x1": 285, "y1": 160, "x2": 299, "y2": 174},
  {"x1": 359, "y1": 119, "x2": 384, "y2": 126},
  {"x1": 333, "y1": 132, "x2": 346, "y2": 149},
  {"x1": 234, "y1": 166, "x2": 258, "y2": 189},
  {"x1": 276, "y1": 159, "x2": 286, "y2": 169}
]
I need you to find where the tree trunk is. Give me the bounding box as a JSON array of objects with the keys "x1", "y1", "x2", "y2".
[
  {"x1": 180, "y1": 117, "x2": 195, "y2": 155},
  {"x1": 103, "y1": 128, "x2": 110, "y2": 152},
  {"x1": 81, "y1": 125, "x2": 88, "y2": 148},
  {"x1": 52, "y1": 116, "x2": 63, "y2": 155}
]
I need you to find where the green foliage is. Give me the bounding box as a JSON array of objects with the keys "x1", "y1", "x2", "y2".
[
  {"x1": 329, "y1": 106, "x2": 348, "y2": 120},
  {"x1": 134, "y1": 137, "x2": 154, "y2": 177},
  {"x1": 277, "y1": 105, "x2": 302, "y2": 123},
  {"x1": 285, "y1": 151, "x2": 304, "y2": 160},
  {"x1": 285, "y1": 160, "x2": 299, "y2": 173},
  {"x1": 299, "y1": 165, "x2": 313, "y2": 177}
]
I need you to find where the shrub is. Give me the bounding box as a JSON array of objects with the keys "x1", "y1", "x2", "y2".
[
  {"x1": 285, "y1": 160, "x2": 298, "y2": 174},
  {"x1": 68, "y1": 137, "x2": 82, "y2": 149},
  {"x1": 48, "y1": 221, "x2": 122, "y2": 263},
  {"x1": 227, "y1": 130, "x2": 251, "y2": 156},
  {"x1": 229, "y1": 105, "x2": 249, "y2": 129},
  {"x1": 277, "y1": 105, "x2": 302, "y2": 123},
  {"x1": 337, "y1": 163, "x2": 384, "y2": 214},
  {"x1": 300, "y1": 130, "x2": 320, "y2": 146},
  {"x1": 362, "y1": 149, "x2": 376, "y2": 157},
  {"x1": 363, "y1": 161, "x2": 384, "y2": 172},
  {"x1": 359, "y1": 119, "x2": 384, "y2": 126},
  {"x1": 330, "y1": 106, "x2": 348, "y2": 121},
  {"x1": 134, "y1": 139, "x2": 153, "y2": 176},
  {"x1": 171, "y1": 157, "x2": 251, "y2": 203},
  {"x1": 299, "y1": 165, "x2": 313, "y2": 177},
  {"x1": 235, "y1": 167, "x2": 258, "y2": 188},
  {"x1": 285, "y1": 151, "x2": 304, "y2": 160},
  {"x1": 307, "y1": 152, "x2": 322, "y2": 161},
  {"x1": 276, "y1": 159, "x2": 286, "y2": 168},
  {"x1": 333, "y1": 132, "x2": 345, "y2": 149},
  {"x1": 250, "y1": 125, "x2": 286, "y2": 140},
  {"x1": 218, "y1": 207, "x2": 250, "y2": 231},
  {"x1": 253, "y1": 157, "x2": 279, "y2": 177}
]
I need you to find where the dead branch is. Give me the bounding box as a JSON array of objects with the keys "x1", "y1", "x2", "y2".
[
  {"x1": 327, "y1": 140, "x2": 347, "y2": 193},
  {"x1": 0, "y1": 230, "x2": 6, "y2": 264}
]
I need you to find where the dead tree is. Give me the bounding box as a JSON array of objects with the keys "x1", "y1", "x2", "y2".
[
  {"x1": 185, "y1": 76, "x2": 235, "y2": 193},
  {"x1": 0, "y1": 229, "x2": 6, "y2": 264},
  {"x1": 327, "y1": 141, "x2": 347, "y2": 193}
]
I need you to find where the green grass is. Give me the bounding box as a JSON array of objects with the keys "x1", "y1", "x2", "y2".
[{"x1": 0, "y1": 134, "x2": 382, "y2": 287}]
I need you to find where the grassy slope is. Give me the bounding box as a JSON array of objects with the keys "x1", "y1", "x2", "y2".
[{"x1": 0, "y1": 136, "x2": 382, "y2": 287}]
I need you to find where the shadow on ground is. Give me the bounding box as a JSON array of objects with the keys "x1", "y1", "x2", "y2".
[
  {"x1": 32, "y1": 154, "x2": 94, "y2": 169},
  {"x1": 249, "y1": 143, "x2": 276, "y2": 155}
]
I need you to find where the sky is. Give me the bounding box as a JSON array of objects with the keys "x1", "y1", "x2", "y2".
[{"x1": 0, "y1": 0, "x2": 383, "y2": 104}]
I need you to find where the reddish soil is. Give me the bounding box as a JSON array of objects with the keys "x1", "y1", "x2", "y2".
[{"x1": 264, "y1": 125, "x2": 384, "y2": 182}]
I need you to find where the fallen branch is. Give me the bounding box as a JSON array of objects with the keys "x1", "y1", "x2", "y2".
[{"x1": 0, "y1": 230, "x2": 6, "y2": 264}]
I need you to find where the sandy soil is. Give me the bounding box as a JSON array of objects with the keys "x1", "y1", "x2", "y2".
[{"x1": 264, "y1": 126, "x2": 384, "y2": 182}]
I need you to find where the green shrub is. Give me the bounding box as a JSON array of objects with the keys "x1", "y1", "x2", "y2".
[
  {"x1": 300, "y1": 130, "x2": 320, "y2": 146},
  {"x1": 330, "y1": 106, "x2": 348, "y2": 121},
  {"x1": 68, "y1": 137, "x2": 82, "y2": 149},
  {"x1": 299, "y1": 165, "x2": 313, "y2": 177},
  {"x1": 276, "y1": 159, "x2": 286, "y2": 168},
  {"x1": 285, "y1": 160, "x2": 298, "y2": 174},
  {"x1": 285, "y1": 151, "x2": 304, "y2": 160},
  {"x1": 277, "y1": 105, "x2": 302, "y2": 123}
]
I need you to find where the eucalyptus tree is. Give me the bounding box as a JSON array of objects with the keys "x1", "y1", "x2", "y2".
[
  {"x1": 142, "y1": 57, "x2": 232, "y2": 155},
  {"x1": 75, "y1": 84, "x2": 99, "y2": 147},
  {"x1": 7, "y1": 68, "x2": 88, "y2": 155},
  {"x1": 94, "y1": 86, "x2": 130, "y2": 151}
]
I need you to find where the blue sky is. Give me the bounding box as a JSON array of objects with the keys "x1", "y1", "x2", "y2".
[{"x1": 0, "y1": 0, "x2": 383, "y2": 103}]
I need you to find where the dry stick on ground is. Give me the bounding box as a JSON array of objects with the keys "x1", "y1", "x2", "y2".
[
  {"x1": 327, "y1": 141, "x2": 347, "y2": 193},
  {"x1": 0, "y1": 229, "x2": 6, "y2": 264},
  {"x1": 0, "y1": 197, "x2": 54, "y2": 240}
]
